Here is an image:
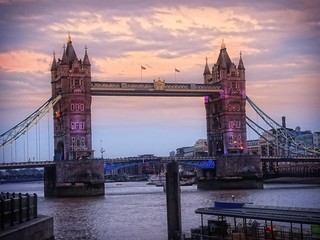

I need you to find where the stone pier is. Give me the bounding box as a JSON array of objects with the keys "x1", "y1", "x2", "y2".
[
  {"x1": 197, "y1": 155, "x2": 263, "y2": 190},
  {"x1": 44, "y1": 159, "x2": 105, "y2": 197}
]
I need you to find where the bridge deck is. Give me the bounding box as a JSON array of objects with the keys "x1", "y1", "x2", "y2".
[{"x1": 0, "y1": 156, "x2": 318, "y2": 169}]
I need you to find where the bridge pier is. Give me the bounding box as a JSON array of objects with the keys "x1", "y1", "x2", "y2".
[
  {"x1": 44, "y1": 159, "x2": 105, "y2": 197},
  {"x1": 197, "y1": 155, "x2": 263, "y2": 190}
]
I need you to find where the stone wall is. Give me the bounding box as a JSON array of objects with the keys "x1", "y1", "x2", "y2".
[
  {"x1": 44, "y1": 159, "x2": 105, "y2": 197},
  {"x1": 215, "y1": 155, "x2": 262, "y2": 178}
]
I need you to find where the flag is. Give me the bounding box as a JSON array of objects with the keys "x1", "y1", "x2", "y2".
[
  {"x1": 141, "y1": 65, "x2": 146, "y2": 70},
  {"x1": 175, "y1": 68, "x2": 180, "y2": 72}
]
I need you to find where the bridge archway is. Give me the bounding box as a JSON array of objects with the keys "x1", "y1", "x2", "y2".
[
  {"x1": 216, "y1": 140, "x2": 224, "y2": 155},
  {"x1": 55, "y1": 141, "x2": 64, "y2": 160}
]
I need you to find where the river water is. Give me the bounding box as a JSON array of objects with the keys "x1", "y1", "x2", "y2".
[{"x1": 0, "y1": 181, "x2": 319, "y2": 240}]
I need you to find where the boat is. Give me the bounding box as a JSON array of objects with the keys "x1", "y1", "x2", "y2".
[
  {"x1": 147, "y1": 173, "x2": 166, "y2": 186},
  {"x1": 214, "y1": 201, "x2": 245, "y2": 208},
  {"x1": 180, "y1": 177, "x2": 195, "y2": 186}
]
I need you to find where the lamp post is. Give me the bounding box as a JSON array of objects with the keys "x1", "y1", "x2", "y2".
[{"x1": 100, "y1": 140, "x2": 105, "y2": 159}]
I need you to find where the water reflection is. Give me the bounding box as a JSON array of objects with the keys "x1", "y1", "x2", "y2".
[{"x1": 0, "y1": 181, "x2": 319, "y2": 239}]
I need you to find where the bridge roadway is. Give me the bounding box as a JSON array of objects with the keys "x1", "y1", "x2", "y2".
[
  {"x1": 91, "y1": 81, "x2": 223, "y2": 97},
  {"x1": 0, "y1": 156, "x2": 319, "y2": 169}
]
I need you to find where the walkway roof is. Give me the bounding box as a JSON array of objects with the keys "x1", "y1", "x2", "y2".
[{"x1": 195, "y1": 205, "x2": 320, "y2": 225}]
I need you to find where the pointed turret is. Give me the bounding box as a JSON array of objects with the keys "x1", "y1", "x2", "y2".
[
  {"x1": 83, "y1": 45, "x2": 91, "y2": 66},
  {"x1": 238, "y1": 51, "x2": 245, "y2": 70},
  {"x1": 50, "y1": 51, "x2": 57, "y2": 71},
  {"x1": 216, "y1": 39, "x2": 232, "y2": 70},
  {"x1": 238, "y1": 51, "x2": 245, "y2": 80},
  {"x1": 203, "y1": 57, "x2": 212, "y2": 84},
  {"x1": 203, "y1": 57, "x2": 211, "y2": 75},
  {"x1": 65, "y1": 33, "x2": 78, "y2": 66},
  {"x1": 61, "y1": 44, "x2": 68, "y2": 65}
]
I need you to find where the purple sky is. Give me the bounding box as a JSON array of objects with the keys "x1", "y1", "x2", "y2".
[{"x1": 0, "y1": 0, "x2": 319, "y2": 160}]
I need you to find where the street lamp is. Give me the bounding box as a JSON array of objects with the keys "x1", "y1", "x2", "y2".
[{"x1": 100, "y1": 140, "x2": 105, "y2": 159}]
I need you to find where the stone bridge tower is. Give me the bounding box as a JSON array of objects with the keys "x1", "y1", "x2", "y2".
[
  {"x1": 204, "y1": 41, "x2": 247, "y2": 157},
  {"x1": 201, "y1": 41, "x2": 262, "y2": 189},
  {"x1": 50, "y1": 34, "x2": 92, "y2": 160},
  {"x1": 45, "y1": 35, "x2": 104, "y2": 197}
]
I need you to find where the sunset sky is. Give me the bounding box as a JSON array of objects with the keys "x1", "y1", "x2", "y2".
[{"x1": 0, "y1": 0, "x2": 319, "y2": 160}]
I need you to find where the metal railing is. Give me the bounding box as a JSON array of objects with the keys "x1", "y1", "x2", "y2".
[{"x1": 0, "y1": 192, "x2": 37, "y2": 230}]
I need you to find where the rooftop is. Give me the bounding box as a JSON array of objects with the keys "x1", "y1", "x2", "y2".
[{"x1": 195, "y1": 204, "x2": 320, "y2": 225}]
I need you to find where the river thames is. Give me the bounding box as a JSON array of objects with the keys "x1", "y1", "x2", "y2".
[{"x1": 1, "y1": 181, "x2": 319, "y2": 239}]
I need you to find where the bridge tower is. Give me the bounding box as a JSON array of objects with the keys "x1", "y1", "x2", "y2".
[
  {"x1": 201, "y1": 41, "x2": 262, "y2": 189},
  {"x1": 204, "y1": 41, "x2": 247, "y2": 157},
  {"x1": 51, "y1": 34, "x2": 92, "y2": 160},
  {"x1": 45, "y1": 35, "x2": 104, "y2": 197}
]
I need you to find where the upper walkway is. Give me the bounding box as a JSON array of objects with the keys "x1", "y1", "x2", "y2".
[{"x1": 91, "y1": 80, "x2": 222, "y2": 97}]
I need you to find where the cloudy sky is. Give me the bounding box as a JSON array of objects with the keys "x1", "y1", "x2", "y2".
[{"x1": 0, "y1": 0, "x2": 319, "y2": 160}]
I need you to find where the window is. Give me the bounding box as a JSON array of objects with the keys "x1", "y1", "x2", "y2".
[
  {"x1": 71, "y1": 137, "x2": 76, "y2": 146},
  {"x1": 71, "y1": 103, "x2": 85, "y2": 111},
  {"x1": 228, "y1": 104, "x2": 240, "y2": 112},
  {"x1": 229, "y1": 120, "x2": 241, "y2": 129},
  {"x1": 71, "y1": 122, "x2": 85, "y2": 130},
  {"x1": 232, "y1": 82, "x2": 238, "y2": 89}
]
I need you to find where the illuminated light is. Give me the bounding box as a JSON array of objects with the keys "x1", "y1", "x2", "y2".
[{"x1": 55, "y1": 111, "x2": 61, "y2": 118}]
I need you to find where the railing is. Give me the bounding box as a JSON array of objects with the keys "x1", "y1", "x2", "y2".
[{"x1": 0, "y1": 192, "x2": 37, "y2": 231}]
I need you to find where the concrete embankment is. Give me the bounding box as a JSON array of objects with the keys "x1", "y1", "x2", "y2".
[
  {"x1": 263, "y1": 177, "x2": 320, "y2": 184},
  {"x1": 0, "y1": 215, "x2": 54, "y2": 240}
]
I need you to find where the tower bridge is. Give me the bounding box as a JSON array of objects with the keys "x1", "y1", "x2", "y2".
[{"x1": 1, "y1": 36, "x2": 319, "y2": 197}]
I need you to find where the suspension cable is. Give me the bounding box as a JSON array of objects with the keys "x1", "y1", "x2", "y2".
[
  {"x1": 246, "y1": 96, "x2": 320, "y2": 156},
  {"x1": 246, "y1": 117, "x2": 292, "y2": 154},
  {"x1": 0, "y1": 95, "x2": 62, "y2": 149}
]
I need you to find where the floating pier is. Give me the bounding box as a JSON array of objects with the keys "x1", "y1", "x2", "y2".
[{"x1": 190, "y1": 202, "x2": 320, "y2": 239}]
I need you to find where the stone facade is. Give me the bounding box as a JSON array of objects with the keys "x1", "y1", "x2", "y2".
[
  {"x1": 50, "y1": 35, "x2": 92, "y2": 160},
  {"x1": 46, "y1": 35, "x2": 104, "y2": 197},
  {"x1": 203, "y1": 41, "x2": 247, "y2": 157}
]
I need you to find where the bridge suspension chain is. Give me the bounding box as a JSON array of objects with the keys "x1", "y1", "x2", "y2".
[
  {"x1": 0, "y1": 95, "x2": 62, "y2": 149},
  {"x1": 246, "y1": 116, "x2": 296, "y2": 155},
  {"x1": 246, "y1": 96, "x2": 320, "y2": 156}
]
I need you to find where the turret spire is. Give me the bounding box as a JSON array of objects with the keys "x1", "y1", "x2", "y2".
[
  {"x1": 203, "y1": 56, "x2": 211, "y2": 75},
  {"x1": 50, "y1": 51, "x2": 57, "y2": 71},
  {"x1": 68, "y1": 31, "x2": 72, "y2": 44},
  {"x1": 216, "y1": 39, "x2": 232, "y2": 69},
  {"x1": 61, "y1": 44, "x2": 68, "y2": 64},
  {"x1": 83, "y1": 45, "x2": 91, "y2": 66},
  {"x1": 221, "y1": 39, "x2": 226, "y2": 49},
  {"x1": 238, "y1": 51, "x2": 245, "y2": 70}
]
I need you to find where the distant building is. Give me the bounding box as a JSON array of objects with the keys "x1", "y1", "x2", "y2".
[
  {"x1": 247, "y1": 139, "x2": 260, "y2": 155},
  {"x1": 313, "y1": 132, "x2": 320, "y2": 146},
  {"x1": 194, "y1": 139, "x2": 208, "y2": 157},
  {"x1": 246, "y1": 119, "x2": 320, "y2": 176},
  {"x1": 176, "y1": 139, "x2": 208, "y2": 157},
  {"x1": 176, "y1": 146, "x2": 194, "y2": 157},
  {"x1": 169, "y1": 151, "x2": 176, "y2": 157},
  {"x1": 248, "y1": 117, "x2": 318, "y2": 157}
]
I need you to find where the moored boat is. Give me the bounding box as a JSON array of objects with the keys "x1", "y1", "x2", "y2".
[{"x1": 214, "y1": 201, "x2": 245, "y2": 208}]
